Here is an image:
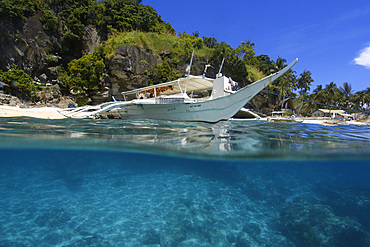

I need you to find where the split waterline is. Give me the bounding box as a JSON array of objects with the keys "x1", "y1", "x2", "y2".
[{"x1": 0, "y1": 117, "x2": 369, "y2": 246}]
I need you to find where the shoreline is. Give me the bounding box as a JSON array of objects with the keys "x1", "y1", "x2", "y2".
[
  {"x1": 0, "y1": 105, "x2": 66, "y2": 119},
  {"x1": 0, "y1": 105, "x2": 369, "y2": 125},
  {"x1": 296, "y1": 117, "x2": 369, "y2": 126}
]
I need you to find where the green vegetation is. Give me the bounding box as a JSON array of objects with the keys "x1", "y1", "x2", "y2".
[
  {"x1": 40, "y1": 6, "x2": 59, "y2": 31},
  {"x1": 1, "y1": 0, "x2": 174, "y2": 53},
  {"x1": 148, "y1": 60, "x2": 181, "y2": 85},
  {"x1": 100, "y1": 31, "x2": 207, "y2": 59},
  {"x1": 99, "y1": 31, "x2": 264, "y2": 85},
  {"x1": 0, "y1": 0, "x2": 368, "y2": 115},
  {"x1": 0, "y1": 65, "x2": 38, "y2": 93},
  {"x1": 245, "y1": 64, "x2": 264, "y2": 82},
  {"x1": 300, "y1": 82, "x2": 370, "y2": 115},
  {"x1": 0, "y1": 0, "x2": 38, "y2": 20},
  {"x1": 59, "y1": 54, "x2": 105, "y2": 105}
]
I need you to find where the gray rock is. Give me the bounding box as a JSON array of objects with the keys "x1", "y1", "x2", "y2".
[{"x1": 280, "y1": 200, "x2": 370, "y2": 246}]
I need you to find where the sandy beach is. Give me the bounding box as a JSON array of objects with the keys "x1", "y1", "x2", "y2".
[
  {"x1": 0, "y1": 105, "x2": 66, "y2": 119},
  {"x1": 0, "y1": 105, "x2": 368, "y2": 126}
]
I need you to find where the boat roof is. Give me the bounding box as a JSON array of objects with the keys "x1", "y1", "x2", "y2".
[
  {"x1": 317, "y1": 109, "x2": 346, "y2": 114},
  {"x1": 340, "y1": 113, "x2": 354, "y2": 118},
  {"x1": 121, "y1": 75, "x2": 214, "y2": 96}
]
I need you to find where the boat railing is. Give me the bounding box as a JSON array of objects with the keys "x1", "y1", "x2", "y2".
[
  {"x1": 121, "y1": 79, "x2": 184, "y2": 101},
  {"x1": 155, "y1": 98, "x2": 185, "y2": 104}
]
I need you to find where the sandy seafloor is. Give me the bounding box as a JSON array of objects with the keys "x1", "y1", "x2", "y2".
[
  {"x1": 1, "y1": 148, "x2": 369, "y2": 247},
  {"x1": 0, "y1": 109, "x2": 369, "y2": 246}
]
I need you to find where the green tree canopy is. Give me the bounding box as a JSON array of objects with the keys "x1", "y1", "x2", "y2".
[
  {"x1": 148, "y1": 60, "x2": 181, "y2": 85},
  {"x1": 270, "y1": 57, "x2": 297, "y2": 97},
  {"x1": 236, "y1": 40, "x2": 256, "y2": 63},
  {"x1": 0, "y1": 65, "x2": 37, "y2": 93},
  {"x1": 0, "y1": 0, "x2": 38, "y2": 20},
  {"x1": 62, "y1": 54, "x2": 106, "y2": 105},
  {"x1": 297, "y1": 70, "x2": 313, "y2": 96},
  {"x1": 102, "y1": 0, "x2": 173, "y2": 34}
]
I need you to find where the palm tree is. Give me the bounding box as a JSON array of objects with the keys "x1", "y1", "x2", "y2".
[
  {"x1": 302, "y1": 94, "x2": 319, "y2": 115},
  {"x1": 339, "y1": 82, "x2": 353, "y2": 108},
  {"x1": 312, "y1": 84, "x2": 325, "y2": 104},
  {"x1": 295, "y1": 70, "x2": 312, "y2": 114},
  {"x1": 236, "y1": 40, "x2": 256, "y2": 62},
  {"x1": 299, "y1": 84, "x2": 325, "y2": 115},
  {"x1": 351, "y1": 93, "x2": 362, "y2": 110},
  {"x1": 340, "y1": 82, "x2": 353, "y2": 98},
  {"x1": 324, "y1": 82, "x2": 340, "y2": 107},
  {"x1": 270, "y1": 57, "x2": 296, "y2": 95},
  {"x1": 353, "y1": 88, "x2": 370, "y2": 110},
  {"x1": 297, "y1": 70, "x2": 313, "y2": 96},
  {"x1": 364, "y1": 88, "x2": 370, "y2": 110},
  {"x1": 273, "y1": 57, "x2": 287, "y2": 72},
  {"x1": 267, "y1": 57, "x2": 298, "y2": 110}
]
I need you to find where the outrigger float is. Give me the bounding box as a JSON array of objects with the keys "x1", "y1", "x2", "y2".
[{"x1": 58, "y1": 54, "x2": 298, "y2": 123}]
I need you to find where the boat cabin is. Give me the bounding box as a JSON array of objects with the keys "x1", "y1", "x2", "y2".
[
  {"x1": 120, "y1": 75, "x2": 235, "y2": 102},
  {"x1": 312, "y1": 109, "x2": 354, "y2": 120}
]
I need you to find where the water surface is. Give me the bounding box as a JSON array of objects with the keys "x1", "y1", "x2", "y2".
[{"x1": 0, "y1": 117, "x2": 369, "y2": 246}]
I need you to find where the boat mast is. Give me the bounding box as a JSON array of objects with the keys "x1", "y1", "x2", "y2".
[
  {"x1": 202, "y1": 62, "x2": 211, "y2": 78},
  {"x1": 217, "y1": 57, "x2": 225, "y2": 78},
  {"x1": 203, "y1": 13, "x2": 219, "y2": 78},
  {"x1": 202, "y1": 42, "x2": 212, "y2": 78},
  {"x1": 184, "y1": 49, "x2": 194, "y2": 94}
]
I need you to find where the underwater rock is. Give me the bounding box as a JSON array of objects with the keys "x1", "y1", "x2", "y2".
[
  {"x1": 160, "y1": 227, "x2": 186, "y2": 247},
  {"x1": 241, "y1": 181, "x2": 267, "y2": 201},
  {"x1": 42, "y1": 232, "x2": 64, "y2": 246},
  {"x1": 235, "y1": 223, "x2": 292, "y2": 247},
  {"x1": 315, "y1": 185, "x2": 370, "y2": 231},
  {"x1": 34, "y1": 208, "x2": 71, "y2": 227},
  {"x1": 236, "y1": 232, "x2": 260, "y2": 247},
  {"x1": 112, "y1": 178, "x2": 127, "y2": 188},
  {"x1": 0, "y1": 240, "x2": 31, "y2": 247},
  {"x1": 62, "y1": 176, "x2": 85, "y2": 191},
  {"x1": 236, "y1": 222, "x2": 262, "y2": 246},
  {"x1": 177, "y1": 238, "x2": 213, "y2": 247},
  {"x1": 242, "y1": 222, "x2": 261, "y2": 236},
  {"x1": 142, "y1": 229, "x2": 160, "y2": 245},
  {"x1": 280, "y1": 200, "x2": 370, "y2": 246},
  {"x1": 226, "y1": 232, "x2": 237, "y2": 245},
  {"x1": 64, "y1": 234, "x2": 111, "y2": 247}
]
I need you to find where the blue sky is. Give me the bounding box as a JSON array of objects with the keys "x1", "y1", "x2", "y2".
[{"x1": 142, "y1": 0, "x2": 370, "y2": 93}]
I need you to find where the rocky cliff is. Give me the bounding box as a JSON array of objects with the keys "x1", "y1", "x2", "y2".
[
  {"x1": 0, "y1": 10, "x2": 206, "y2": 107},
  {"x1": 104, "y1": 45, "x2": 159, "y2": 101},
  {"x1": 0, "y1": 8, "x2": 263, "y2": 115}
]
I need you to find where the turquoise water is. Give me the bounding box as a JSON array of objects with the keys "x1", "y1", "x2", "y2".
[{"x1": 0, "y1": 117, "x2": 369, "y2": 246}]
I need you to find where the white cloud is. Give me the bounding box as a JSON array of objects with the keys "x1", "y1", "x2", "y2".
[{"x1": 354, "y1": 45, "x2": 370, "y2": 69}]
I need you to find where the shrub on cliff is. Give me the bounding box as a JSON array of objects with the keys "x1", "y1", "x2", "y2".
[
  {"x1": 102, "y1": 0, "x2": 174, "y2": 34},
  {"x1": 148, "y1": 60, "x2": 182, "y2": 85},
  {"x1": 40, "y1": 6, "x2": 59, "y2": 31},
  {"x1": 0, "y1": 65, "x2": 38, "y2": 93},
  {"x1": 0, "y1": 0, "x2": 38, "y2": 20},
  {"x1": 59, "y1": 54, "x2": 106, "y2": 106}
]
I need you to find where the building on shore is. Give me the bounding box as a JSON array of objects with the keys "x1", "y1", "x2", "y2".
[{"x1": 312, "y1": 109, "x2": 354, "y2": 120}]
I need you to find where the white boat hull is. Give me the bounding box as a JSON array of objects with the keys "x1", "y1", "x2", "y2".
[
  {"x1": 114, "y1": 59, "x2": 298, "y2": 122},
  {"x1": 60, "y1": 59, "x2": 298, "y2": 122},
  {"x1": 115, "y1": 84, "x2": 258, "y2": 122},
  {"x1": 115, "y1": 98, "x2": 241, "y2": 122}
]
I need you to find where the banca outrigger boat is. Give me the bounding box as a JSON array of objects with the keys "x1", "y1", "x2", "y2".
[{"x1": 58, "y1": 57, "x2": 298, "y2": 123}]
